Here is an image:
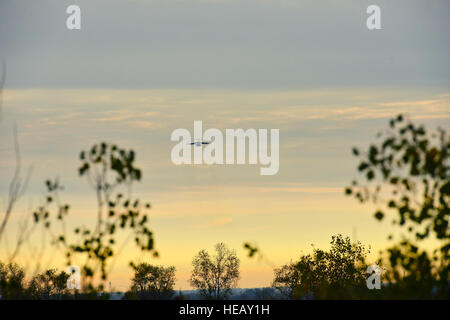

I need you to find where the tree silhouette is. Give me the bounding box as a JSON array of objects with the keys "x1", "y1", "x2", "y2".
[
  {"x1": 346, "y1": 114, "x2": 448, "y2": 249},
  {"x1": 190, "y1": 242, "x2": 240, "y2": 300},
  {"x1": 272, "y1": 235, "x2": 369, "y2": 299},
  {"x1": 0, "y1": 61, "x2": 33, "y2": 264},
  {"x1": 127, "y1": 263, "x2": 176, "y2": 299},
  {"x1": 347, "y1": 115, "x2": 449, "y2": 298},
  {"x1": 33, "y1": 142, "x2": 158, "y2": 290},
  {"x1": 27, "y1": 269, "x2": 70, "y2": 299},
  {"x1": 0, "y1": 261, "x2": 26, "y2": 299},
  {"x1": 271, "y1": 262, "x2": 302, "y2": 299}
]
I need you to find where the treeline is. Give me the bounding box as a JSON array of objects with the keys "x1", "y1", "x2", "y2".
[
  {"x1": 1, "y1": 235, "x2": 448, "y2": 300},
  {"x1": 124, "y1": 236, "x2": 449, "y2": 300},
  {"x1": 0, "y1": 263, "x2": 73, "y2": 300}
]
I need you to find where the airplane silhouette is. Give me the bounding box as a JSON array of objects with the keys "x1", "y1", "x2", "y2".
[{"x1": 189, "y1": 139, "x2": 211, "y2": 147}]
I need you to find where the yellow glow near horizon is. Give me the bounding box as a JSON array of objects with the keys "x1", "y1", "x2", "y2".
[{"x1": 0, "y1": 88, "x2": 448, "y2": 290}]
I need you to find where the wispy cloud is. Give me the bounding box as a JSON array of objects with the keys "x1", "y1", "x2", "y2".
[{"x1": 191, "y1": 217, "x2": 233, "y2": 229}]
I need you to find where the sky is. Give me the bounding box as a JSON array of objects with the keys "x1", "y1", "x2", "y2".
[{"x1": 0, "y1": 0, "x2": 449, "y2": 290}]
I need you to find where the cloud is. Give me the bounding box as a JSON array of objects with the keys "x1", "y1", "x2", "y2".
[
  {"x1": 191, "y1": 217, "x2": 233, "y2": 229},
  {"x1": 4, "y1": 89, "x2": 449, "y2": 126},
  {"x1": 1, "y1": 0, "x2": 449, "y2": 89},
  {"x1": 171, "y1": 184, "x2": 341, "y2": 195}
]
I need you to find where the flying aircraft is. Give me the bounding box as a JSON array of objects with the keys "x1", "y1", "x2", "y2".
[{"x1": 189, "y1": 139, "x2": 211, "y2": 147}]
